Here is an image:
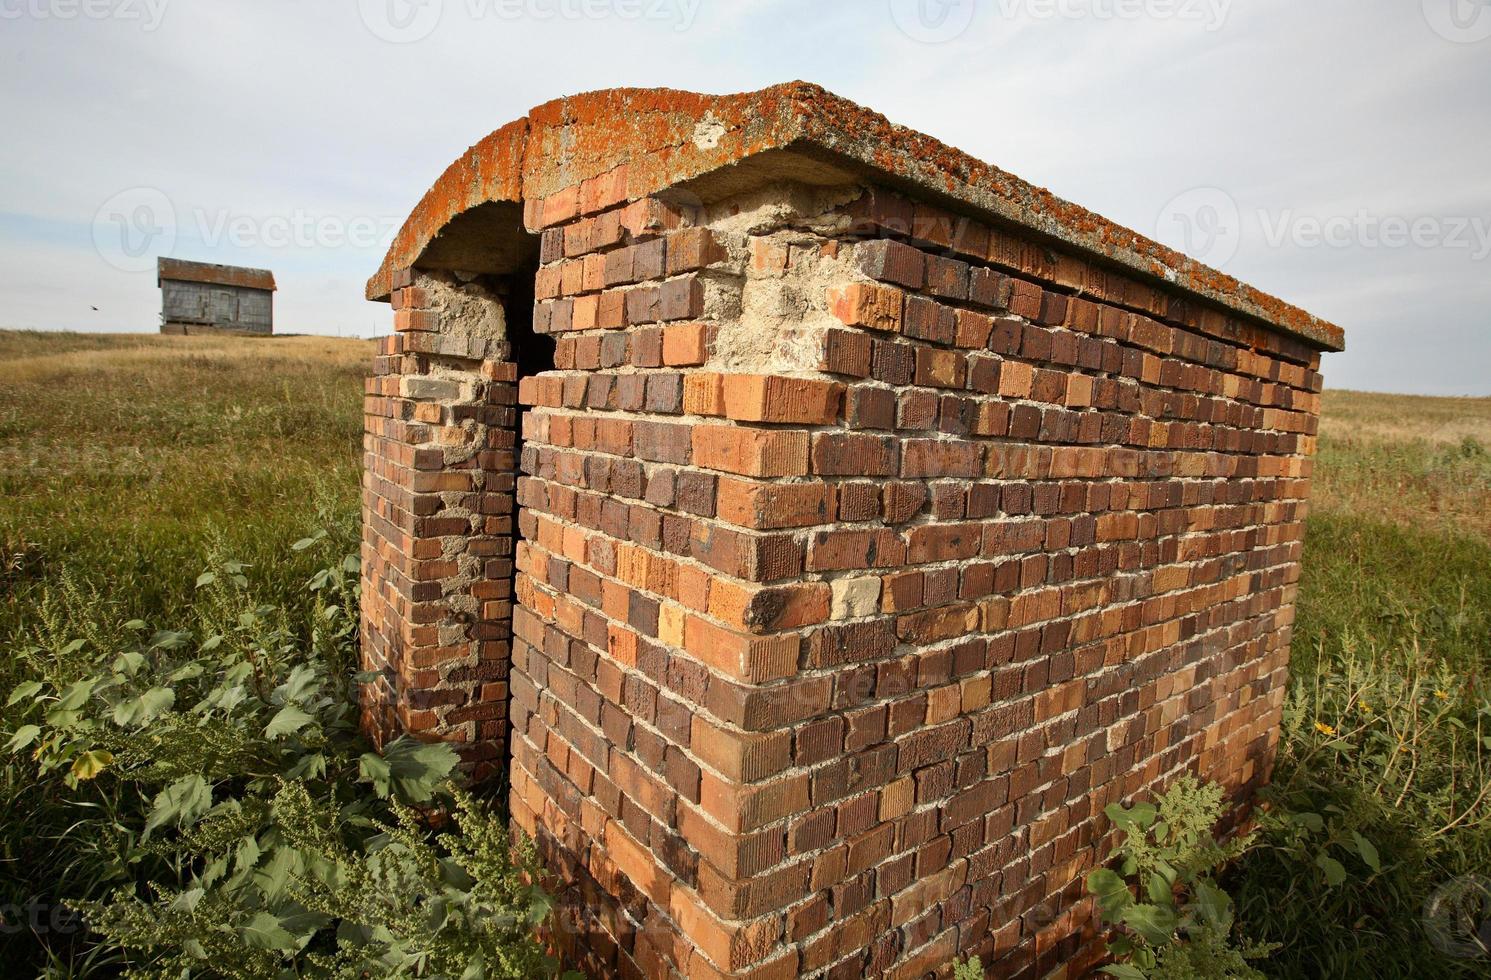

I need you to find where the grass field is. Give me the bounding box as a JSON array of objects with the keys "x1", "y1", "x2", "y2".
[
  {"x1": 0, "y1": 331, "x2": 368, "y2": 646},
  {"x1": 1, "y1": 330, "x2": 1488, "y2": 978}
]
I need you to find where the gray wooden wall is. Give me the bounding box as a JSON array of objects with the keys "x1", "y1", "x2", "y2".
[{"x1": 160, "y1": 280, "x2": 272, "y2": 334}]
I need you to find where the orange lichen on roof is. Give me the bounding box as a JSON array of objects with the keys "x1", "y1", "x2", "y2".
[
  {"x1": 159, "y1": 257, "x2": 276, "y2": 292},
  {"x1": 368, "y1": 82, "x2": 1344, "y2": 352}
]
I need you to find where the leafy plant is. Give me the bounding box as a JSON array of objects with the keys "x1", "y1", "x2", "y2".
[
  {"x1": 1087, "y1": 775, "x2": 1275, "y2": 979},
  {"x1": 1227, "y1": 629, "x2": 1491, "y2": 979},
  {"x1": 952, "y1": 955, "x2": 983, "y2": 980},
  {"x1": 2, "y1": 540, "x2": 566, "y2": 978},
  {"x1": 79, "y1": 783, "x2": 559, "y2": 979}
]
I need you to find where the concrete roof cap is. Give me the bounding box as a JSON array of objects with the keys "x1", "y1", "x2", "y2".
[{"x1": 369, "y1": 82, "x2": 1343, "y2": 352}]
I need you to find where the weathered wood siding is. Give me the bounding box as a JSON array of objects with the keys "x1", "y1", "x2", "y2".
[{"x1": 160, "y1": 279, "x2": 272, "y2": 334}]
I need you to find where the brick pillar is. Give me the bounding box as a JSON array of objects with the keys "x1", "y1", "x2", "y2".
[{"x1": 361, "y1": 270, "x2": 519, "y2": 777}]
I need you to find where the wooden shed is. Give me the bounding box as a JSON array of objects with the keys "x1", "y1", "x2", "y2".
[{"x1": 157, "y1": 258, "x2": 275, "y2": 335}]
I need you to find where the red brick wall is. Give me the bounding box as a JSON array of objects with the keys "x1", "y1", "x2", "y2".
[
  {"x1": 367, "y1": 176, "x2": 1325, "y2": 979},
  {"x1": 361, "y1": 270, "x2": 520, "y2": 780}
]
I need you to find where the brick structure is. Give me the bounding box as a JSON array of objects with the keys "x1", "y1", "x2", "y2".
[{"x1": 362, "y1": 84, "x2": 1343, "y2": 979}]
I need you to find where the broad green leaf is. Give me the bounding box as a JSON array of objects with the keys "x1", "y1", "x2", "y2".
[
  {"x1": 149, "y1": 630, "x2": 192, "y2": 650},
  {"x1": 1192, "y1": 879, "x2": 1233, "y2": 931},
  {"x1": 235, "y1": 835, "x2": 262, "y2": 873},
  {"x1": 1145, "y1": 873, "x2": 1172, "y2": 906},
  {"x1": 113, "y1": 687, "x2": 175, "y2": 727},
  {"x1": 1352, "y1": 831, "x2": 1381, "y2": 873},
  {"x1": 195, "y1": 572, "x2": 216, "y2": 588},
  {"x1": 239, "y1": 911, "x2": 297, "y2": 951},
  {"x1": 168, "y1": 662, "x2": 206, "y2": 683},
  {"x1": 1316, "y1": 852, "x2": 1348, "y2": 886},
  {"x1": 43, "y1": 706, "x2": 79, "y2": 728},
  {"x1": 1087, "y1": 868, "x2": 1127, "y2": 896},
  {"x1": 112, "y1": 650, "x2": 145, "y2": 675},
  {"x1": 144, "y1": 775, "x2": 212, "y2": 839},
  {"x1": 285, "y1": 752, "x2": 327, "y2": 780},
  {"x1": 265, "y1": 704, "x2": 316, "y2": 739},
  {"x1": 1099, "y1": 967, "x2": 1147, "y2": 980},
  {"x1": 1292, "y1": 811, "x2": 1324, "y2": 833},
  {"x1": 6, "y1": 725, "x2": 41, "y2": 753},
  {"x1": 359, "y1": 752, "x2": 393, "y2": 797},
  {"x1": 276, "y1": 663, "x2": 319, "y2": 705},
  {"x1": 55, "y1": 679, "x2": 96, "y2": 711},
  {"x1": 7, "y1": 681, "x2": 43, "y2": 706},
  {"x1": 277, "y1": 909, "x2": 332, "y2": 945},
  {"x1": 376, "y1": 737, "x2": 459, "y2": 802},
  {"x1": 1120, "y1": 903, "x2": 1178, "y2": 946},
  {"x1": 71, "y1": 749, "x2": 113, "y2": 781},
  {"x1": 253, "y1": 846, "x2": 306, "y2": 904}
]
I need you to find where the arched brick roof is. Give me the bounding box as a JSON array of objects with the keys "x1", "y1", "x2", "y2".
[{"x1": 369, "y1": 82, "x2": 1343, "y2": 351}]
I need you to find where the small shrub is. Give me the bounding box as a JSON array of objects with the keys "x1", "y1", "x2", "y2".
[{"x1": 1086, "y1": 775, "x2": 1275, "y2": 979}]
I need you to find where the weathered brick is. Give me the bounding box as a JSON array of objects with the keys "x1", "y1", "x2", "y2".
[{"x1": 372, "y1": 93, "x2": 1336, "y2": 980}]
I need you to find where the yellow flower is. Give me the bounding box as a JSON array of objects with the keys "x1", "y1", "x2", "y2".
[
  {"x1": 1315, "y1": 721, "x2": 1337, "y2": 736},
  {"x1": 1359, "y1": 701, "x2": 1373, "y2": 715},
  {"x1": 1434, "y1": 690, "x2": 1450, "y2": 701}
]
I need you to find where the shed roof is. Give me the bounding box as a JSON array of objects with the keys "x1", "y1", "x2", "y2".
[
  {"x1": 369, "y1": 82, "x2": 1343, "y2": 352},
  {"x1": 158, "y1": 258, "x2": 276, "y2": 292}
]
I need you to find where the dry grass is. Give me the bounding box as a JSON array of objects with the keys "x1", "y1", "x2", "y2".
[
  {"x1": 1319, "y1": 389, "x2": 1491, "y2": 446},
  {"x1": 1312, "y1": 390, "x2": 1491, "y2": 542}
]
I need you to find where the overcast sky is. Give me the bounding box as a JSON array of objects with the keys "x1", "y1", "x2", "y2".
[{"x1": 1, "y1": 0, "x2": 1487, "y2": 394}]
